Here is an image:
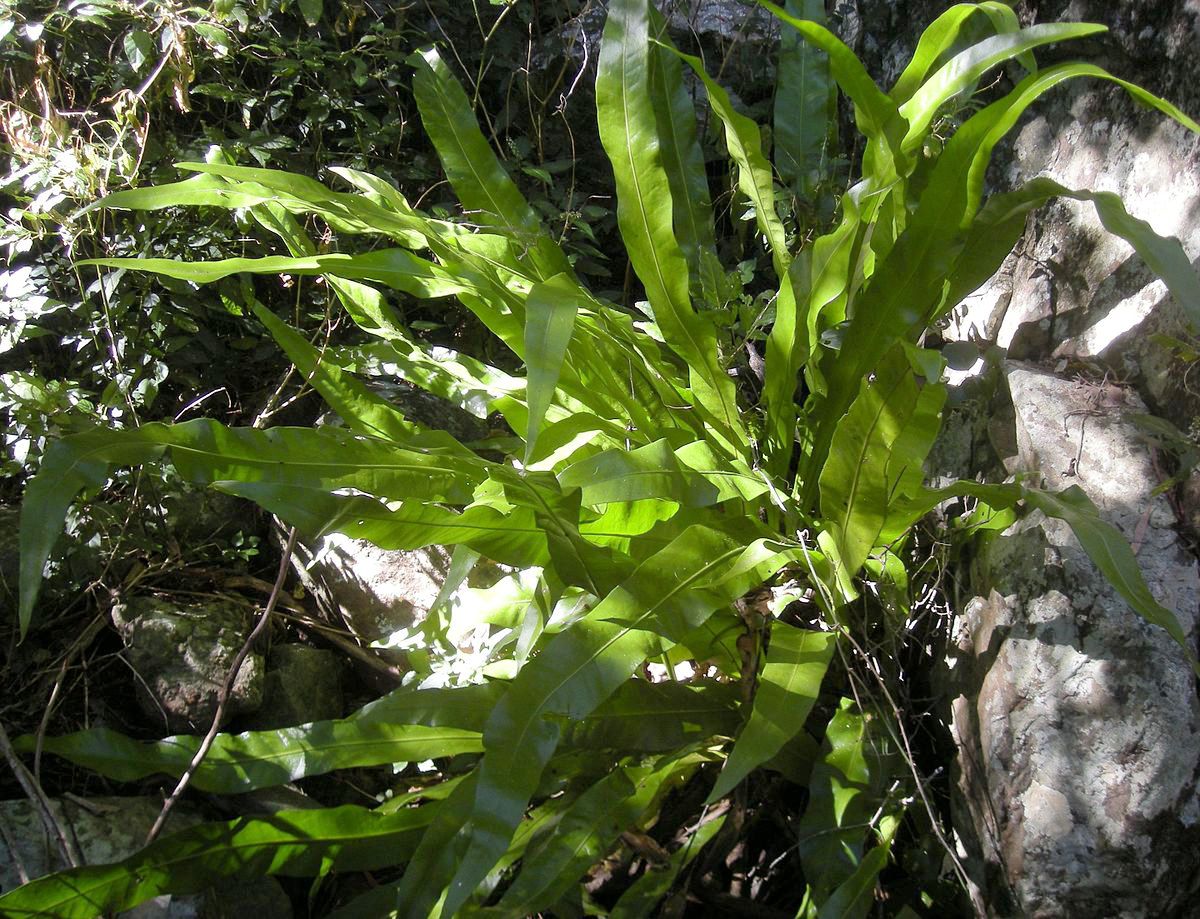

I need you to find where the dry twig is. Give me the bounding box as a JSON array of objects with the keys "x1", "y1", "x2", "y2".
[{"x1": 0, "y1": 720, "x2": 81, "y2": 868}]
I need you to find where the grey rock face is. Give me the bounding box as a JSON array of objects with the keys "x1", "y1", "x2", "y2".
[
  {"x1": 0, "y1": 797, "x2": 291, "y2": 918},
  {"x1": 846, "y1": 4, "x2": 1200, "y2": 910},
  {"x1": 247, "y1": 643, "x2": 343, "y2": 730},
  {"x1": 867, "y1": 1, "x2": 1200, "y2": 434},
  {"x1": 284, "y1": 525, "x2": 451, "y2": 646},
  {"x1": 948, "y1": 364, "x2": 1200, "y2": 916},
  {"x1": 111, "y1": 596, "x2": 263, "y2": 733}
]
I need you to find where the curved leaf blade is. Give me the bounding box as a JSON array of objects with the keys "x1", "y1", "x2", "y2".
[
  {"x1": 411, "y1": 47, "x2": 572, "y2": 282},
  {"x1": 667, "y1": 44, "x2": 789, "y2": 271},
  {"x1": 597, "y1": 0, "x2": 746, "y2": 450},
  {"x1": 707, "y1": 624, "x2": 836, "y2": 802},
  {"x1": 19, "y1": 421, "x2": 488, "y2": 631},
  {"x1": 22, "y1": 723, "x2": 482, "y2": 794},
  {"x1": 898, "y1": 22, "x2": 1107, "y2": 153},
  {"x1": 524, "y1": 274, "x2": 581, "y2": 464},
  {"x1": 0, "y1": 805, "x2": 433, "y2": 919},
  {"x1": 78, "y1": 249, "x2": 465, "y2": 300}
]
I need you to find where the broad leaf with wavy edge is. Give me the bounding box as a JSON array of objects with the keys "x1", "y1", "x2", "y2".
[
  {"x1": 597, "y1": 0, "x2": 746, "y2": 452},
  {"x1": 0, "y1": 805, "x2": 435, "y2": 918}
]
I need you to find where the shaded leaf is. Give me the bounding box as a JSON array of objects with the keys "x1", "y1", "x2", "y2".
[
  {"x1": 524, "y1": 274, "x2": 581, "y2": 463},
  {"x1": 775, "y1": 0, "x2": 834, "y2": 198},
  {"x1": 707, "y1": 625, "x2": 836, "y2": 802},
  {"x1": 22, "y1": 723, "x2": 482, "y2": 794},
  {"x1": 0, "y1": 806, "x2": 433, "y2": 919}
]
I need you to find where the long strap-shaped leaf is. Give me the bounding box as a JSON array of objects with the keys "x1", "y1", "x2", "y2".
[
  {"x1": 802, "y1": 76, "x2": 1199, "y2": 508},
  {"x1": 23, "y1": 723, "x2": 482, "y2": 794},
  {"x1": 945, "y1": 178, "x2": 1200, "y2": 330},
  {"x1": 667, "y1": 45, "x2": 790, "y2": 274},
  {"x1": 597, "y1": 0, "x2": 747, "y2": 454},
  {"x1": 889, "y1": 2, "x2": 1030, "y2": 104},
  {"x1": 426, "y1": 527, "x2": 801, "y2": 917},
  {"x1": 78, "y1": 249, "x2": 466, "y2": 299},
  {"x1": 213, "y1": 480, "x2": 551, "y2": 570},
  {"x1": 18, "y1": 421, "x2": 488, "y2": 634},
  {"x1": 897, "y1": 22, "x2": 1106, "y2": 153},
  {"x1": 144, "y1": 163, "x2": 537, "y2": 352},
  {"x1": 667, "y1": 39, "x2": 807, "y2": 475},
  {"x1": 87, "y1": 162, "x2": 695, "y2": 448},
  {"x1": 524, "y1": 274, "x2": 581, "y2": 464},
  {"x1": 760, "y1": 0, "x2": 906, "y2": 181},
  {"x1": 249, "y1": 300, "x2": 424, "y2": 445},
  {"x1": 248, "y1": 199, "x2": 415, "y2": 342},
  {"x1": 706, "y1": 623, "x2": 837, "y2": 802},
  {"x1": 647, "y1": 13, "x2": 723, "y2": 307},
  {"x1": 932, "y1": 62, "x2": 1200, "y2": 243},
  {"x1": 0, "y1": 804, "x2": 434, "y2": 918},
  {"x1": 27, "y1": 681, "x2": 737, "y2": 795},
  {"x1": 411, "y1": 47, "x2": 574, "y2": 283},
  {"x1": 775, "y1": 0, "x2": 835, "y2": 200}
]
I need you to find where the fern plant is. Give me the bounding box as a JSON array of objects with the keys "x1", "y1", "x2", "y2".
[{"x1": 7, "y1": 1, "x2": 1200, "y2": 915}]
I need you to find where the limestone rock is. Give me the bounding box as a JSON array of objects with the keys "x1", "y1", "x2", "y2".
[
  {"x1": 855, "y1": 1, "x2": 1200, "y2": 433},
  {"x1": 246, "y1": 643, "x2": 343, "y2": 729},
  {"x1": 0, "y1": 797, "x2": 291, "y2": 918},
  {"x1": 111, "y1": 596, "x2": 264, "y2": 734},
  {"x1": 948, "y1": 364, "x2": 1200, "y2": 916},
  {"x1": 284, "y1": 529, "x2": 450, "y2": 646}
]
